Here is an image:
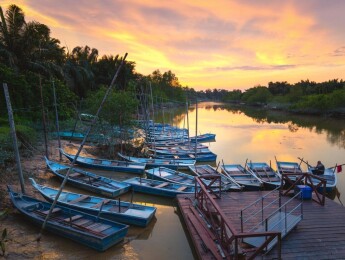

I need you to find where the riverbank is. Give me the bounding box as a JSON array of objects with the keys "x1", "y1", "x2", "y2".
[
  {"x1": 0, "y1": 140, "x2": 120, "y2": 258},
  {"x1": 0, "y1": 139, "x2": 194, "y2": 259}
]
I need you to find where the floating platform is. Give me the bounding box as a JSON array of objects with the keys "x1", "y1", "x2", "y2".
[{"x1": 177, "y1": 191, "x2": 345, "y2": 259}]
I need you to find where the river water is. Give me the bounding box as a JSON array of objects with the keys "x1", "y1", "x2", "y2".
[
  {"x1": 165, "y1": 101, "x2": 345, "y2": 203},
  {"x1": 5, "y1": 101, "x2": 345, "y2": 259}
]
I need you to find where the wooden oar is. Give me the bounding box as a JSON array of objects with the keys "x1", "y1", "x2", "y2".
[
  {"x1": 215, "y1": 161, "x2": 220, "y2": 172},
  {"x1": 297, "y1": 157, "x2": 312, "y2": 168}
]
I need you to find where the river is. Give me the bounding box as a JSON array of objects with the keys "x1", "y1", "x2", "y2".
[
  {"x1": 163, "y1": 101, "x2": 345, "y2": 203},
  {"x1": 4, "y1": 101, "x2": 345, "y2": 259}
]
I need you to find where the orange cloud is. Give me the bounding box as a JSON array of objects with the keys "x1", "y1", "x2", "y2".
[{"x1": 3, "y1": 1, "x2": 345, "y2": 90}]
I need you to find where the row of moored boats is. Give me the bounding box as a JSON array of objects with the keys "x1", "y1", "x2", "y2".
[{"x1": 9, "y1": 121, "x2": 337, "y2": 251}]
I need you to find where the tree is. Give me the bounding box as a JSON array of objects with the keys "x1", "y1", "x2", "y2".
[
  {"x1": 0, "y1": 4, "x2": 26, "y2": 69},
  {"x1": 268, "y1": 81, "x2": 290, "y2": 95},
  {"x1": 242, "y1": 86, "x2": 272, "y2": 104},
  {"x1": 64, "y1": 45, "x2": 98, "y2": 97}
]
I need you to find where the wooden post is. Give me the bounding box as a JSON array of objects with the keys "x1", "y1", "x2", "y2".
[
  {"x1": 52, "y1": 79, "x2": 62, "y2": 160},
  {"x1": 149, "y1": 82, "x2": 156, "y2": 156},
  {"x1": 186, "y1": 96, "x2": 190, "y2": 141},
  {"x1": 3, "y1": 83, "x2": 25, "y2": 193},
  {"x1": 195, "y1": 99, "x2": 198, "y2": 158},
  {"x1": 39, "y1": 75, "x2": 49, "y2": 159},
  {"x1": 38, "y1": 53, "x2": 128, "y2": 240}
]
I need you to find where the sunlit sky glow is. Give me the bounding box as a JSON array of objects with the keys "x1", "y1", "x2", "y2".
[{"x1": 3, "y1": 0, "x2": 345, "y2": 90}]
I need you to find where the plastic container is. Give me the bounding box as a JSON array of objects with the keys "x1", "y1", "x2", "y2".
[{"x1": 295, "y1": 185, "x2": 312, "y2": 200}]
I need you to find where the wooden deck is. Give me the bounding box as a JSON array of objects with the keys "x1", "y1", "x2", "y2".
[{"x1": 177, "y1": 191, "x2": 345, "y2": 259}]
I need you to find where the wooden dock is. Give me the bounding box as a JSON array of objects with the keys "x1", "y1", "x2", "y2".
[{"x1": 177, "y1": 191, "x2": 345, "y2": 259}]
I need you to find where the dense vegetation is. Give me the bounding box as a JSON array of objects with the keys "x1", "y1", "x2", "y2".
[
  {"x1": 212, "y1": 80, "x2": 345, "y2": 115},
  {"x1": 0, "y1": 5, "x2": 190, "y2": 121}
]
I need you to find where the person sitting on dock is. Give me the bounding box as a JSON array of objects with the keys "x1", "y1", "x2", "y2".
[{"x1": 312, "y1": 161, "x2": 325, "y2": 175}]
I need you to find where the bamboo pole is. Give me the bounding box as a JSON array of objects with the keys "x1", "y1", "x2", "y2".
[
  {"x1": 149, "y1": 82, "x2": 156, "y2": 156},
  {"x1": 195, "y1": 99, "x2": 198, "y2": 158},
  {"x1": 52, "y1": 79, "x2": 62, "y2": 160},
  {"x1": 3, "y1": 83, "x2": 26, "y2": 193},
  {"x1": 39, "y1": 75, "x2": 49, "y2": 159},
  {"x1": 186, "y1": 96, "x2": 190, "y2": 141},
  {"x1": 37, "y1": 53, "x2": 128, "y2": 240}
]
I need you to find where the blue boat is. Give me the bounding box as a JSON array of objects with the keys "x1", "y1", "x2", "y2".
[
  {"x1": 188, "y1": 164, "x2": 243, "y2": 191},
  {"x1": 247, "y1": 162, "x2": 282, "y2": 190},
  {"x1": 221, "y1": 163, "x2": 263, "y2": 191},
  {"x1": 8, "y1": 186, "x2": 128, "y2": 252},
  {"x1": 145, "y1": 167, "x2": 195, "y2": 186},
  {"x1": 123, "y1": 177, "x2": 195, "y2": 198},
  {"x1": 307, "y1": 165, "x2": 337, "y2": 193},
  {"x1": 45, "y1": 157, "x2": 131, "y2": 198},
  {"x1": 147, "y1": 142, "x2": 208, "y2": 150},
  {"x1": 118, "y1": 153, "x2": 195, "y2": 170},
  {"x1": 30, "y1": 178, "x2": 156, "y2": 227},
  {"x1": 51, "y1": 131, "x2": 105, "y2": 142},
  {"x1": 148, "y1": 146, "x2": 211, "y2": 155},
  {"x1": 276, "y1": 161, "x2": 303, "y2": 176},
  {"x1": 189, "y1": 133, "x2": 216, "y2": 143},
  {"x1": 154, "y1": 152, "x2": 217, "y2": 162},
  {"x1": 60, "y1": 149, "x2": 146, "y2": 174}
]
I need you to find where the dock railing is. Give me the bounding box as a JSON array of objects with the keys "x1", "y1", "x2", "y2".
[
  {"x1": 280, "y1": 172, "x2": 327, "y2": 206},
  {"x1": 194, "y1": 176, "x2": 281, "y2": 259},
  {"x1": 240, "y1": 187, "x2": 281, "y2": 233},
  {"x1": 240, "y1": 189, "x2": 303, "y2": 252}
]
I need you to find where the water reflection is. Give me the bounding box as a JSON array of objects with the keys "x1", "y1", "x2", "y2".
[
  {"x1": 158, "y1": 102, "x2": 345, "y2": 150},
  {"x1": 155, "y1": 102, "x2": 345, "y2": 205}
]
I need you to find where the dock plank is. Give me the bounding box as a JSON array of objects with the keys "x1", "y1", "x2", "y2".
[{"x1": 177, "y1": 191, "x2": 345, "y2": 259}]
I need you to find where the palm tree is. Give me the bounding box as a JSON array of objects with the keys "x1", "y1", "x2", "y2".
[
  {"x1": 0, "y1": 4, "x2": 26, "y2": 69},
  {"x1": 0, "y1": 4, "x2": 65, "y2": 74},
  {"x1": 64, "y1": 45, "x2": 98, "y2": 97}
]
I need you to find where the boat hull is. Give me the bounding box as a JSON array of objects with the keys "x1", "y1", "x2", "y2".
[
  {"x1": 8, "y1": 187, "x2": 128, "y2": 251},
  {"x1": 61, "y1": 149, "x2": 145, "y2": 174}
]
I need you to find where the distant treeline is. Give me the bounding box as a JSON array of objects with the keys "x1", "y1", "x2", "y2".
[
  {"x1": 1, "y1": 4, "x2": 344, "y2": 123},
  {"x1": 212, "y1": 80, "x2": 345, "y2": 115}
]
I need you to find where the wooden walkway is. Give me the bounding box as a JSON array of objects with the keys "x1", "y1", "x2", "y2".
[{"x1": 177, "y1": 191, "x2": 345, "y2": 259}]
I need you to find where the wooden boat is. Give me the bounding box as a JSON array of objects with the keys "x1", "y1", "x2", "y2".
[
  {"x1": 148, "y1": 146, "x2": 211, "y2": 154},
  {"x1": 51, "y1": 131, "x2": 104, "y2": 142},
  {"x1": 146, "y1": 134, "x2": 187, "y2": 141},
  {"x1": 52, "y1": 131, "x2": 84, "y2": 140},
  {"x1": 307, "y1": 166, "x2": 337, "y2": 193},
  {"x1": 276, "y1": 161, "x2": 303, "y2": 177},
  {"x1": 148, "y1": 142, "x2": 208, "y2": 150},
  {"x1": 189, "y1": 133, "x2": 216, "y2": 143},
  {"x1": 188, "y1": 164, "x2": 243, "y2": 191},
  {"x1": 154, "y1": 152, "x2": 217, "y2": 162},
  {"x1": 145, "y1": 167, "x2": 195, "y2": 186},
  {"x1": 117, "y1": 153, "x2": 195, "y2": 170},
  {"x1": 8, "y1": 186, "x2": 128, "y2": 251},
  {"x1": 30, "y1": 178, "x2": 156, "y2": 227},
  {"x1": 246, "y1": 162, "x2": 282, "y2": 190},
  {"x1": 60, "y1": 149, "x2": 146, "y2": 174},
  {"x1": 220, "y1": 164, "x2": 263, "y2": 191},
  {"x1": 123, "y1": 177, "x2": 195, "y2": 198},
  {"x1": 45, "y1": 157, "x2": 131, "y2": 198}
]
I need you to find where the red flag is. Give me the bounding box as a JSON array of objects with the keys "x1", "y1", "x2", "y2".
[{"x1": 337, "y1": 165, "x2": 342, "y2": 173}]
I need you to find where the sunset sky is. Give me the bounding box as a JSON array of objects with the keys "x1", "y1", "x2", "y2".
[{"x1": 3, "y1": 1, "x2": 345, "y2": 90}]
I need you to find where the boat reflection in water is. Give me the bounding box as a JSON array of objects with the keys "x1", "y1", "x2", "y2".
[{"x1": 127, "y1": 217, "x2": 157, "y2": 241}]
